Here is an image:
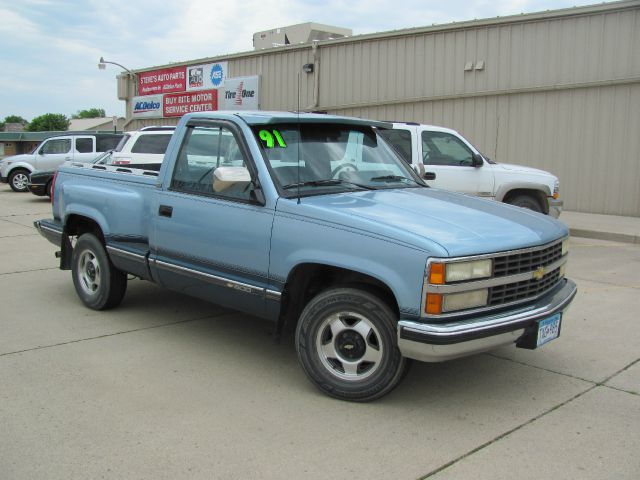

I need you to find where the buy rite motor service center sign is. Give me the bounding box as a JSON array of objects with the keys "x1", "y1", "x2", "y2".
[{"x1": 163, "y1": 90, "x2": 218, "y2": 117}]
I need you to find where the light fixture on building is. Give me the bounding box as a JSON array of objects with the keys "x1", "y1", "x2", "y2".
[
  {"x1": 98, "y1": 57, "x2": 138, "y2": 95},
  {"x1": 303, "y1": 63, "x2": 314, "y2": 74}
]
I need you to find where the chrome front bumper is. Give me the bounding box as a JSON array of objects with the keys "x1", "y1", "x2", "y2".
[
  {"x1": 548, "y1": 198, "x2": 563, "y2": 218},
  {"x1": 397, "y1": 278, "x2": 577, "y2": 362}
]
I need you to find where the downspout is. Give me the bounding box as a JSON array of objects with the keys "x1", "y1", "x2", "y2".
[{"x1": 306, "y1": 41, "x2": 320, "y2": 110}]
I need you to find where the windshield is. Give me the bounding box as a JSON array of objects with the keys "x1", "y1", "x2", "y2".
[{"x1": 253, "y1": 124, "x2": 423, "y2": 196}]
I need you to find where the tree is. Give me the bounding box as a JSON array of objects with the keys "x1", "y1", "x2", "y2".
[
  {"x1": 26, "y1": 113, "x2": 70, "y2": 132},
  {"x1": 1, "y1": 115, "x2": 29, "y2": 131},
  {"x1": 4, "y1": 115, "x2": 28, "y2": 125},
  {"x1": 72, "y1": 108, "x2": 106, "y2": 119}
]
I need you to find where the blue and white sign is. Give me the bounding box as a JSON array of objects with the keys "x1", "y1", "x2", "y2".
[
  {"x1": 132, "y1": 94, "x2": 163, "y2": 118},
  {"x1": 187, "y1": 61, "x2": 228, "y2": 91}
]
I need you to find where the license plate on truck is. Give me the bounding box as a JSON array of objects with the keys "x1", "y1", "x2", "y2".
[{"x1": 536, "y1": 313, "x2": 562, "y2": 347}]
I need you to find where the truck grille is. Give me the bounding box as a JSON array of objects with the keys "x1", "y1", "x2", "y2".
[
  {"x1": 493, "y1": 242, "x2": 563, "y2": 277},
  {"x1": 489, "y1": 269, "x2": 561, "y2": 306}
]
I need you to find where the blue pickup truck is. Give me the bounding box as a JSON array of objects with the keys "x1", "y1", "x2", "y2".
[{"x1": 35, "y1": 111, "x2": 577, "y2": 401}]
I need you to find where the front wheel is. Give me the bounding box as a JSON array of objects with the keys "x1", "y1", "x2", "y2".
[
  {"x1": 8, "y1": 169, "x2": 30, "y2": 192},
  {"x1": 295, "y1": 287, "x2": 407, "y2": 401},
  {"x1": 72, "y1": 233, "x2": 127, "y2": 310},
  {"x1": 507, "y1": 194, "x2": 543, "y2": 213}
]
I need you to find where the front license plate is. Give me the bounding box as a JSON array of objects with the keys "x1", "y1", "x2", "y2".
[{"x1": 536, "y1": 313, "x2": 562, "y2": 347}]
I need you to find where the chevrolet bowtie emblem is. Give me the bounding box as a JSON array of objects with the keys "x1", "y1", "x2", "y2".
[{"x1": 532, "y1": 266, "x2": 545, "y2": 281}]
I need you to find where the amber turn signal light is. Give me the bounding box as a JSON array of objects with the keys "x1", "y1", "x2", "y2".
[
  {"x1": 425, "y1": 293, "x2": 443, "y2": 315},
  {"x1": 429, "y1": 263, "x2": 445, "y2": 284}
]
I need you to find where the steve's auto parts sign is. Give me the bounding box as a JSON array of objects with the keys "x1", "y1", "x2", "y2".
[
  {"x1": 163, "y1": 90, "x2": 218, "y2": 117},
  {"x1": 138, "y1": 67, "x2": 186, "y2": 95}
]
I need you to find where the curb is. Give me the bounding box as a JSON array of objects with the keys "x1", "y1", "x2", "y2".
[{"x1": 569, "y1": 228, "x2": 640, "y2": 245}]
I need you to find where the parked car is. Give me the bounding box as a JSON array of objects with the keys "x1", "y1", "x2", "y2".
[
  {"x1": 0, "y1": 132, "x2": 123, "y2": 192},
  {"x1": 27, "y1": 151, "x2": 113, "y2": 197},
  {"x1": 378, "y1": 123, "x2": 563, "y2": 217},
  {"x1": 35, "y1": 111, "x2": 576, "y2": 402},
  {"x1": 108, "y1": 126, "x2": 174, "y2": 167}
]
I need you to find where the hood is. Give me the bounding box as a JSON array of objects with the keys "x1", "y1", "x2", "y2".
[
  {"x1": 279, "y1": 188, "x2": 567, "y2": 257},
  {"x1": 1, "y1": 153, "x2": 34, "y2": 164},
  {"x1": 495, "y1": 162, "x2": 556, "y2": 179}
]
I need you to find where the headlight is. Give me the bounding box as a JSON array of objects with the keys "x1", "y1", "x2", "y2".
[
  {"x1": 442, "y1": 289, "x2": 488, "y2": 312},
  {"x1": 553, "y1": 180, "x2": 560, "y2": 199},
  {"x1": 561, "y1": 238, "x2": 569, "y2": 256},
  {"x1": 429, "y1": 259, "x2": 492, "y2": 284}
]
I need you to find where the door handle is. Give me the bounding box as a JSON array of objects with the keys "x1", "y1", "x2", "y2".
[
  {"x1": 158, "y1": 205, "x2": 173, "y2": 217},
  {"x1": 423, "y1": 171, "x2": 436, "y2": 181}
]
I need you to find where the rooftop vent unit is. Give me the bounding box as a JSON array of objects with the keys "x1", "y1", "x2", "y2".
[{"x1": 253, "y1": 22, "x2": 352, "y2": 49}]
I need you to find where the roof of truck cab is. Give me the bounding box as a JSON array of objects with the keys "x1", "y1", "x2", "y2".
[{"x1": 185, "y1": 111, "x2": 393, "y2": 129}]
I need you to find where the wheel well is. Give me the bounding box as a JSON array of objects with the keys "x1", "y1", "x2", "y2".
[
  {"x1": 64, "y1": 215, "x2": 105, "y2": 243},
  {"x1": 279, "y1": 263, "x2": 399, "y2": 333},
  {"x1": 503, "y1": 189, "x2": 548, "y2": 214},
  {"x1": 8, "y1": 166, "x2": 30, "y2": 176}
]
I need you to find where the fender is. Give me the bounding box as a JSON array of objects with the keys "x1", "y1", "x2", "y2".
[
  {"x1": 63, "y1": 204, "x2": 111, "y2": 238},
  {"x1": 495, "y1": 181, "x2": 551, "y2": 202},
  {"x1": 5, "y1": 161, "x2": 35, "y2": 175}
]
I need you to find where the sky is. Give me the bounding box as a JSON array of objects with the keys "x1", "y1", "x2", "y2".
[{"x1": 0, "y1": 0, "x2": 613, "y2": 122}]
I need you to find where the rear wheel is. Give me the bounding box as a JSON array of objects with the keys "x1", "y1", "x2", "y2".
[
  {"x1": 8, "y1": 169, "x2": 30, "y2": 192},
  {"x1": 295, "y1": 287, "x2": 407, "y2": 401},
  {"x1": 72, "y1": 233, "x2": 127, "y2": 310},
  {"x1": 507, "y1": 194, "x2": 543, "y2": 213},
  {"x1": 45, "y1": 179, "x2": 53, "y2": 197}
]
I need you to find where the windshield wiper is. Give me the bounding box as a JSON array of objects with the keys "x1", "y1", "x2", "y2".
[
  {"x1": 369, "y1": 175, "x2": 421, "y2": 185},
  {"x1": 282, "y1": 179, "x2": 375, "y2": 190}
]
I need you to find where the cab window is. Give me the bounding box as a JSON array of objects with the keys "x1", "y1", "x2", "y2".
[
  {"x1": 75, "y1": 138, "x2": 94, "y2": 153},
  {"x1": 40, "y1": 139, "x2": 71, "y2": 155},
  {"x1": 421, "y1": 131, "x2": 474, "y2": 166},
  {"x1": 170, "y1": 125, "x2": 252, "y2": 201},
  {"x1": 378, "y1": 129, "x2": 412, "y2": 163}
]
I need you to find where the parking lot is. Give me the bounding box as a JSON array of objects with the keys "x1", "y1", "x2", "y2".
[{"x1": 1, "y1": 183, "x2": 638, "y2": 480}]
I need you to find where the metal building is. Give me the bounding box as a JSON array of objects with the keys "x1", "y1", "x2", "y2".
[{"x1": 118, "y1": 0, "x2": 640, "y2": 216}]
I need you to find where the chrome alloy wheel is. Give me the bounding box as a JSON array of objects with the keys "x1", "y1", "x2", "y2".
[
  {"x1": 12, "y1": 172, "x2": 29, "y2": 191},
  {"x1": 77, "y1": 249, "x2": 101, "y2": 296},
  {"x1": 315, "y1": 312, "x2": 383, "y2": 381}
]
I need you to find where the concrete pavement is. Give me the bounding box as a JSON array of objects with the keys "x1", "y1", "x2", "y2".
[{"x1": 1, "y1": 184, "x2": 638, "y2": 479}]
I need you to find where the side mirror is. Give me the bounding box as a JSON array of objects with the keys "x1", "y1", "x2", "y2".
[
  {"x1": 212, "y1": 166, "x2": 251, "y2": 193},
  {"x1": 472, "y1": 153, "x2": 484, "y2": 168}
]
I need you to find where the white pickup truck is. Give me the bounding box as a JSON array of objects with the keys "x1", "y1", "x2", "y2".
[{"x1": 378, "y1": 123, "x2": 563, "y2": 217}]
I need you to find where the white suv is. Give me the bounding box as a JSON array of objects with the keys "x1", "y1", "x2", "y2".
[{"x1": 109, "y1": 126, "x2": 175, "y2": 168}]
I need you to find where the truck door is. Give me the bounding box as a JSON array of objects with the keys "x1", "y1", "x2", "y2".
[
  {"x1": 34, "y1": 136, "x2": 73, "y2": 170},
  {"x1": 73, "y1": 136, "x2": 96, "y2": 162},
  {"x1": 418, "y1": 128, "x2": 494, "y2": 197},
  {"x1": 150, "y1": 121, "x2": 274, "y2": 318}
]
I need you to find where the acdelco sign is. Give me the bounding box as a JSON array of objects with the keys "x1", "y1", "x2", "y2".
[{"x1": 132, "y1": 94, "x2": 163, "y2": 118}]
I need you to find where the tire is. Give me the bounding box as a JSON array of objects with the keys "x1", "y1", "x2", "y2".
[
  {"x1": 295, "y1": 287, "x2": 407, "y2": 402},
  {"x1": 71, "y1": 233, "x2": 127, "y2": 310},
  {"x1": 507, "y1": 194, "x2": 543, "y2": 213},
  {"x1": 45, "y1": 180, "x2": 52, "y2": 198},
  {"x1": 8, "y1": 169, "x2": 30, "y2": 192}
]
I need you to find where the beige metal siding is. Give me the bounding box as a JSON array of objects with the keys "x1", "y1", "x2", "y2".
[
  {"x1": 334, "y1": 82, "x2": 640, "y2": 216},
  {"x1": 318, "y1": 6, "x2": 640, "y2": 110}
]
